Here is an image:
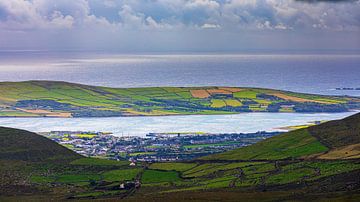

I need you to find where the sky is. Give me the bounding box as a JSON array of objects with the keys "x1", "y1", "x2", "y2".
[{"x1": 0, "y1": 0, "x2": 359, "y2": 52}]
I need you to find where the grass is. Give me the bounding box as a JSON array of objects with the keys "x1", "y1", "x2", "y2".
[
  {"x1": 0, "y1": 127, "x2": 81, "y2": 162},
  {"x1": 141, "y1": 170, "x2": 181, "y2": 184},
  {"x1": 70, "y1": 158, "x2": 129, "y2": 166},
  {"x1": 201, "y1": 178, "x2": 234, "y2": 189},
  {"x1": 202, "y1": 129, "x2": 328, "y2": 160},
  {"x1": 305, "y1": 161, "x2": 360, "y2": 179},
  {"x1": 149, "y1": 162, "x2": 198, "y2": 172},
  {"x1": 308, "y1": 112, "x2": 360, "y2": 148},
  {"x1": 183, "y1": 141, "x2": 240, "y2": 149},
  {"x1": 182, "y1": 163, "x2": 223, "y2": 177},
  {"x1": 266, "y1": 167, "x2": 314, "y2": 185},
  {"x1": 233, "y1": 90, "x2": 258, "y2": 99},
  {"x1": 183, "y1": 162, "x2": 261, "y2": 178},
  {"x1": 74, "y1": 190, "x2": 125, "y2": 198},
  {"x1": 242, "y1": 162, "x2": 275, "y2": 174},
  {"x1": 129, "y1": 152, "x2": 156, "y2": 156},
  {"x1": 103, "y1": 168, "x2": 142, "y2": 182},
  {"x1": 56, "y1": 174, "x2": 102, "y2": 184},
  {"x1": 31, "y1": 175, "x2": 55, "y2": 183}
]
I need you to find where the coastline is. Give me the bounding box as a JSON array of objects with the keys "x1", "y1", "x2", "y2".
[{"x1": 0, "y1": 109, "x2": 359, "y2": 119}]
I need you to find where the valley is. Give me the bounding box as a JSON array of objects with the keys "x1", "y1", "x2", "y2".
[{"x1": 1, "y1": 113, "x2": 359, "y2": 201}]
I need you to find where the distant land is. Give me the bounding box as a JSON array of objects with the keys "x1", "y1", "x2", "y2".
[
  {"x1": 1, "y1": 113, "x2": 359, "y2": 201},
  {"x1": 0, "y1": 80, "x2": 359, "y2": 117},
  {"x1": 336, "y1": 87, "x2": 360, "y2": 91}
]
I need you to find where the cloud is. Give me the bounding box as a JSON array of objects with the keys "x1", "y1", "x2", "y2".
[
  {"x1": 295, "y1": 0, "x2": 356, "y2": 3},
  {"x1": 201, "y1": 23, "x2": 221, "y2": 29},
  {"x1": 0, "y1": 0, "x2": 358, "y2": 51},
  {"x1": 0, "y1": 0, "x2": 112, "y2": 30},
  {"x1": 0, "y1": 0, "x2": 359, "y2": 31}
]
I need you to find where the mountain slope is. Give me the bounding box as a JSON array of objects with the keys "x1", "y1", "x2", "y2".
[
  {"x1": 0, "y1": 80, "x2": 358, "y2": 117},
  {"x1": 309, "y1": 112, "x2": 360, "y2": 148},
  {"x1": 0, "y1": 127, "x2": 82, "y2": 162},
  {"x1": 203, "y1": 112, "x2": 360, "y2": 161},
  {"x1": 0, "y1": 127, "x2": 133, "y2": 199},
  {"x1": 141, "y1": 113, "x2": 360, "y2": 201}
]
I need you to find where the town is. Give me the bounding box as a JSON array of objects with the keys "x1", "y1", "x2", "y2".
[{"x1": 39, "y1": 131, "x2": 280, "y2": 162}]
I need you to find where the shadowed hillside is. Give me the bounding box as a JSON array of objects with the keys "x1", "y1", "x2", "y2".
[
  {"x1": 0, "y1": 127, "x2": 81, "y2": 162},
  {"x1": 309, "y1": 112, "x2": 360, "y2": 148}
]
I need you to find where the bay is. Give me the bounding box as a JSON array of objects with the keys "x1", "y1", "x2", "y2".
[{"x1": 0, "y1": 112, "x2": 356, "y2": 137}]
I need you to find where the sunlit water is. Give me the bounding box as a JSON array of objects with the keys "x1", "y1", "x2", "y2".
[{"x1": 0, "y1": 112, "x2": 356, "y2": 137}]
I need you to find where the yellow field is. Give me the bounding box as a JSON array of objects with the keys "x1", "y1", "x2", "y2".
[
  {"x1": 16, "y1": 108, "x2": 72, "y2": 117},
  {"x1": 317, "y1": 143, "x2": 360, "y2": 159},
  {"x1": 124, "y1": 109, "x2": 179, "y2": 116},
  {"x1": 211, "y1": 99, "x2": 226, "y2": 108},
  {"x1": 269, "y1": 93, "x2": 331, "y2": 104},
  {"x1": 225, "y1": 99, "x2": 242, "y2": 107},
  {"x1": 218, "y1": 87, "x2": 243, "y2": 92},
  {"x1": 73, "y1": 134, "x2": 97, "y2": 138}
]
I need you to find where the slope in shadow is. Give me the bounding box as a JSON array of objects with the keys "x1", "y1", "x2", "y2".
[
  {"x1": 0, "y1": 127, "x2": 82, "y2": 162},
  {"x1": 308, "y1": 112, "x2": 360, "y2": 148}
]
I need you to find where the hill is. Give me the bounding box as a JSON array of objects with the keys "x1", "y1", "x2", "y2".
[
  {"x1": 0, "y1": 127, "x2": 81, "y2": 162},
  {"x1": 0, "y1": 80, "x2": 359, "y2": 117},
  {"x1": 0, "y1": 127, "x2": 137, "y2": 199},
  {"x1": 202, "y1": 112, "x2": 360, "y2": 161},
  {"x1": 124, "y1": 113, "x2": 360, "y2": 201},
  {"x1": 309, "y1": 112, "x2": 360, "y2": 148},
  {"x1": 134, "y1": 114, "x2": 360, "y2": 201}
]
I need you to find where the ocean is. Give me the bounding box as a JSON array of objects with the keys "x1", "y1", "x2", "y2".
[{"x1": 0, "y1": 52, "x2": 359, "y2": 96}]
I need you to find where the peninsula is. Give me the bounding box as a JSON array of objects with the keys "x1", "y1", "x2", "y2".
[{"x1": 0, "y1": 81, "x2": 359, "y2": 117}]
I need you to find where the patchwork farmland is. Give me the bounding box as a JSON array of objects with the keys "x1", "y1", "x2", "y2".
[{"x1": 0, "y1": 80, "x2": 359, "y2": 117}]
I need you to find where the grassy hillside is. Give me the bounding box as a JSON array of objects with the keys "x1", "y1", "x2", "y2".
[
  {"x1": 309, "y1": 112, "x2": 360, "y2": 148},
  {"x1": 201, "y1": 129, "x2": 328, "y2": 160},
  {"x1": 0, "y1": 126, "x2": 141, "y2": 199},
  {"x1": 133, "y1": 113, "x2": 360, "y2": 200},
  {"x1": 0, "y1": 127, "x2": 81, "y2": 162},
  {"x1": 0, "y1": 80, "x2": 358, "y2": 117},
  {"x1": 202, "y1": 113, "x2": 360, "y2": 161}
]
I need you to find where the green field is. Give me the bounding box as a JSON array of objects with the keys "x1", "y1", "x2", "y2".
[
  {"x1": 149, "y1": 162, "x2": 198, "y2": 172},
  {"x1": 141, "y1": 170, "x2": 181, "y2": 184},
  {"x1": 0, "y1": 81, "x2": 358, "y2": 117},
  {"x1": 70, "y1": 157, "x2": 129, "y2": 166},
  {"x1": 103, "y1": 168, "x2": 142, "y2": 182},
  {"x1": 202, "y1": 129, "x2": 328, "y2": 160},
  {"x1": 233, "y1": 90, "x2": 258, "y2": 99}
]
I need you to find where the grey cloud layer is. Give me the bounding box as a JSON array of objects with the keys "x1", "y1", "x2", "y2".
[
  {"x1": 0, "y1": 0, "x2": 359, "y2": 31},
  {"x1": 0, "y1": 0, "x2": 359, "y2": 51}
]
